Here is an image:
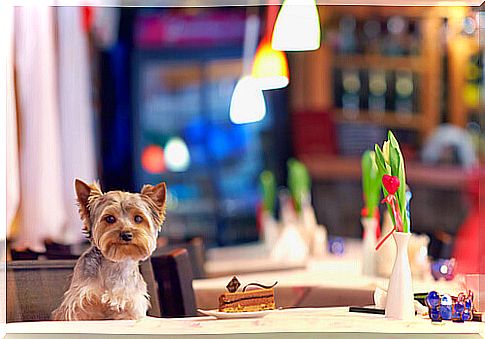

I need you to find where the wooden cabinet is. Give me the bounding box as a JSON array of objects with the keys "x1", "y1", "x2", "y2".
[{"x1": 289, "y1": 6, "x2": 481, "y2": 142}]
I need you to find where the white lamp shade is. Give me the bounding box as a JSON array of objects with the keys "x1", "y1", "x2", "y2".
[
  {"x1": 251, "y1": 39, "x2": 289, "y2": 90},
  {"x1": 230, "y1": 76, "x2": 267, "y2": 125},
  {"x1": 271, "y1": 0, "x2": 321, "y2": 52}
]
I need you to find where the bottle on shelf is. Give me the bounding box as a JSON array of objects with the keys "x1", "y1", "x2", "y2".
[
  {"x1": 338, "y1": 15, "x2": 358, "y2": 54},
  {"x1": 382, "y1": 16, "x2": 408, "y2": 56},
  {"x1": 407, "y1": 19, "x2": 420, "y2": 56},
  {"x1": 394, "y1": 70, "x2": 415, "y2": 118},
  {"x1": 362, "y1": 18, "x2": 382, "y2": 55},
  {"x1": 341, "y1": 69, "x2": 362, "y2": 118},
  {"x1": 368, "y1": 69, "x2": 387, "y2": 116}
]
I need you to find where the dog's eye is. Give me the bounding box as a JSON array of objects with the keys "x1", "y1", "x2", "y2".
[
  {"x1": 134, "y1": 215, "x2": 143, "y2": 224},
  {"x1": 105, "y1": 215, "x2": 116, "y2": 224}
]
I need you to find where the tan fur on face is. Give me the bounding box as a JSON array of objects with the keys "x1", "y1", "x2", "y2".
[{"x1": 90, "y1": 191, "x2": 158, "y2": 262}]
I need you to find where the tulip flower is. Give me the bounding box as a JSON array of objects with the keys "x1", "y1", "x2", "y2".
[{"x1": 374, "y1": 131, "x2": 410, "y2": 244}]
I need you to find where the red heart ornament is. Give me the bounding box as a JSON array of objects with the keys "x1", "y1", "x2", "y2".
[{"x1": 382, "y1": 174, "x2": 400, "y2": 195}]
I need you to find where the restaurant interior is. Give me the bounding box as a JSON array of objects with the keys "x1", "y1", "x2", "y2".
[{"x1": 4, "y1": 2, "x2": 485, "y2": 337}]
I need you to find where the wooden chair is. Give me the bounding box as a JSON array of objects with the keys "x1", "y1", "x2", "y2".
[
  {"x1": 174, "y1": 237, "x2": 206, "y2": 280},
  {"x1": 10, "y1": 249, "x2": 43, "y2": 261},
  {"x1": 44, "y1": 240, "x2": 72, "y2": 255},
  {"x1": 44, "y1": 240, "x2": 91, "y2": 260},
  {"x1": 154, "y1": 237, "x2": 206, "y2": 279},
  {"x1": 7, "y1": 260, "x2": 76, "y2": 322},
  {"x1": 139, "y1": 259, "x2": 162, "y2": 317},
  {"x1": 150, "y1": 248, "x2": 197, "y2": 318},
  {"x1": 43, "y1": 252, "x2": 80, "y2": 260},
  {"x1": 7, "y1": 259, "x2": 161, "y2": 322}
]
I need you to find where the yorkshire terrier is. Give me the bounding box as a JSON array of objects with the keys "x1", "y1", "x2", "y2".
[{"x1": 52, "y1": 179, "x2": 167, "y2": 321}]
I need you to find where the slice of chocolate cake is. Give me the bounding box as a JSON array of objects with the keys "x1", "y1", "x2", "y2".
[
  {"x1": 219, "y1": 288, "x2": 276, "y2": 312},
  {"x1": 218, "y1": 277, "x2": 277, "y2": 313}
]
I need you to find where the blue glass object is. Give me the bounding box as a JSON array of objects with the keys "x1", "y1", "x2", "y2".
[
  {"x1": 328, "y1": 237, "x2": 345, "y2": 255},
  {"x1": 463, "y1": 296, "x2": 474, "y2": 321},
  {"x1": 430, "y1": 308, "x2": 441, "y2": 322},
  {"x1": 465, "y1": 298, "x2": 473, "y2": 310},
  {"x1": 426, "y1": 291, "x2": 475, "y2": 322},
  {"x1": 440, "y1": 294, "x2": 452, "y2": 320},
  {"x1": 453, "y1": 301, "x2": 464, "y2": 322},
  {"x1": 462, "y1": 310, "x2": 472, "y2": 321},
  {"x1": 426, "y1": 291, "x2": 440, "y2": 308},
  {"x1": 454, "y1": 301, "x2": 465, "y2": 313},
  {"x1": 440, "y1": 305, "x2": 452, "y2": 320}
]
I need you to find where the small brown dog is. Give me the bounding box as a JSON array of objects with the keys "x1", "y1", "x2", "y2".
[{"x1": 52, "y1": 179, "x2": 166, "y2": 321}]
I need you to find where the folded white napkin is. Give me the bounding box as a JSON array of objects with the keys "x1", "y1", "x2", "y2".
[{"x1": 271, "y1": 222, "x2": 308, "y2": 264}]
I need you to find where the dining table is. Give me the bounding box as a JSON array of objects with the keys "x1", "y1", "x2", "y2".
[
  {"x1": 194, "y1": 239, "x2": 464, "y2": 310},
  {"x1": 5, "y1": 307, "x2": 484, "y2": 338}
]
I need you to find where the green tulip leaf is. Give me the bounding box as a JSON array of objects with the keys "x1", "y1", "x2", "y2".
[{"x1": 362, "y1": 150, "x2": 381, "y2": 218}]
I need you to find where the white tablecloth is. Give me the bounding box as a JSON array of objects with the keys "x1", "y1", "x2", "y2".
[{"x1": 6, "y1": 307, "x2": 484, "y2": 338}]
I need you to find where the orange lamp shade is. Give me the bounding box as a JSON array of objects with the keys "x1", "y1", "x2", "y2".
[
  {"x1": 141, "y1": 144, "x2": 166, "y2": 174},
  {"x1": 251, "y1": 39, "x2": 289, "y2": 90}
]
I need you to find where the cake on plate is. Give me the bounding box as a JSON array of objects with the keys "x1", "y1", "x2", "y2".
[{"x1": 218, "y1": 276, "x2": 277, "y2": 313}]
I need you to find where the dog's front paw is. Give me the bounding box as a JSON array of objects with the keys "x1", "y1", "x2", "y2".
[
  {"x1": 100, "y1": 292, "x2": 110, "y2": 305},
  {"x1": 101, "y1": 291, "x2": 126, "y2": 312},
  {"x1": 107, "y1": 299, "x2": 124, "y2": 312}
]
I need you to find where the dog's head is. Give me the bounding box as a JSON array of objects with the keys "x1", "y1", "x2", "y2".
[{"x1": 75, "y1": 179, "x2": 167, "y2": 262}]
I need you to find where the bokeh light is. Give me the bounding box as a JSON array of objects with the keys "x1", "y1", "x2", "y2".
[
  {"x1": 230, "y1": 76, "x2": 266, "y2": 125},
  {"x1": 251, "y1": 39, "x2": 289, "y2": 90},
  {"x1": 141, "y1": 144, "x2": 166, "y2": 174},
  {"x1": 165, "y1": 137, "x2": 191, "y2": 172}
]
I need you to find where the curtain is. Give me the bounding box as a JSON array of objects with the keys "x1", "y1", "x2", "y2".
[
  {"x1": 6, "y1": 4, "x2": 19, "y2": 236},
  {"x1": 57, "y1": 7, "x2": 97, "y2": 244},
  {"x1": 14, "y1": 6, "x2": 66, "y2": 251}
]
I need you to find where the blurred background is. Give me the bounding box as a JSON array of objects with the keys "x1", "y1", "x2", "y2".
[{"x1": 6, "y1": 5, "x2": 484, "y2": 264}]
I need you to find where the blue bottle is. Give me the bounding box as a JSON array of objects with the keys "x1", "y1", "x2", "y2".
[
  {"x1": 462, "y1": 310, "x2": 472, "y2": 321},
  {"x1": 463, "y1": 298, "x2": 474, "y2": 321},
  {"x1": 426, "y1": 291, "x2": 441, "y2": 322},
  {"x1": 440, "y1": 294, "x2": 452, "y2": 320},
  {"x1": 426, "y1": 291, "x2": 440, "y2": 308},
  {"x1": 452, "y1": 301, "x2": 464, "y2": 322},
  {"x1": 465, "y1": 298, "x2": 473, "y2": 311},
  {"x1": 430, "y1": 308, "x2": 441, "y2": 322}
]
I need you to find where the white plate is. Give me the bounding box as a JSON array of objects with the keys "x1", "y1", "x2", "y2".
[{"x1": 197, "y1": 309, "x2": 275, "y2": 319}]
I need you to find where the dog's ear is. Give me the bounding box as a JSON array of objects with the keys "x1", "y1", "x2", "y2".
[
  {"x1": 75, "y1": 179, "x2": 103, "y2": 238},
  {"x1": 141, "y1": 182, "x2": 167, "y2": 210},
  {"x1": 141, "y1": 182, "x2": 167, "y2": 228}
]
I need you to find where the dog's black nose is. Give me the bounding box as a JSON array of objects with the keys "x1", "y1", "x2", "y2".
[{"x1": 120, "y1": 231, "x2": 133, "y2": 241}]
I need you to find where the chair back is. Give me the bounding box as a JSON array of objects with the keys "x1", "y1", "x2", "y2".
[
  {"x1": 7, "y1": 259, "x2": 162, "y2": 321},
  {"x1": 44, "y1": 252, "x2": 80, "y2": 260},
  {"x1": 150, "y1": 248, "x2": 197, "y2": 317},
  {"x1": 7, "y1": 260, "x2": 76, "y2": 322},
  {"x1": 139, "y1": 260, "x2": 161, "y2": 317},
  {"x1": 10, "y1": 249, "x2": 42, "y2": 261},
  {"x1": 44, "y1": 240, "x2": 72, "y2": 255},
  {"x1": 153, "y1": 237, "x2": 206, "y2": 279}
]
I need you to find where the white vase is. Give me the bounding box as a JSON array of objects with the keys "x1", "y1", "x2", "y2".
[
  {"x1": 376, "y1": 212, "x2": 395, "y2": 278},
  {"x1": 361, "y1": 217, "x2": 378, "y2": 276},
  {"x1": 385, "y1": 232, "x2": 415, "y2": 320},
  {"x1": 262, "y1": 211, "x2": 279, "y2": 250}
]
